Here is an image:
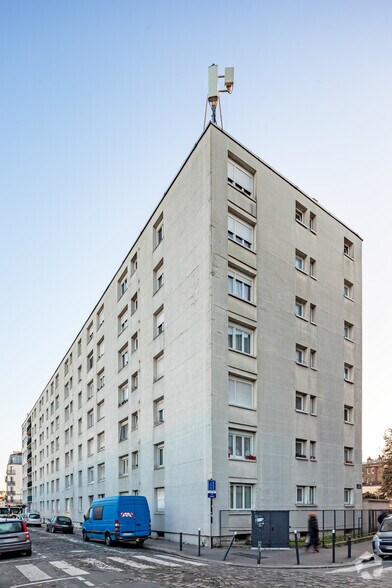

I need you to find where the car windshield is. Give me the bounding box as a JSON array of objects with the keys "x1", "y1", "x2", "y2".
[
  {"x1": 0, "y1": 521, "x2": 23, "y2": 534},
  {"x1": 381, "y1": 518, "x2": 392, "y2": 532},
  {"x1": 57, "y1": 517, "x2": 71, "y2": 523},
  {"x1": 29, "y1": 514, "x2": 40, "y2": 519}
]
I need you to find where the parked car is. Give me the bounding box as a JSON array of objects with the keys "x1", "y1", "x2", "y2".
[
  {"x1": 373, "y1": 516, "x2": 392, "y2": 558},
  {"x1": 0, "y1": 518, "x2": 32, "y2": 556},
  {"x1": 25, "y1": 513, "x2": 42, "y2": 527},
  {"x1": 82, "y1": 495, "x2": 151, "y2": 546},
  {"x1": 46, "y1": 516, "x2": 74, "y2": 534}
]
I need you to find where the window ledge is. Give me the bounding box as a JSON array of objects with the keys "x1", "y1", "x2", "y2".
[
  {"x1": 296, "y1": 456, "x2": 308, "y2": 461},
  {"x1": 310, "y1": 366, "x2": 317, "y2": 371},
  {"x1": 344, "y1": 420, "x2": 354, "y2": 426},
  {"x1": 310, "y1": 275, "x2": 317, "y2": 281},
  {"x1": 153, "y1": 375, "x2": 164, "y2": 384},
  {"x1": 295, "y1": 409, "x2": 308, "y2": 415},
  {"x1": 296, "y1": 503, "x2": 317, "y2": 508},
  {"x1": 344, "y1": 253, "x2": 354, "y2": 261},
  {"x1": 229, "y1": 349, "x2": 256, "y2": 359},
  {"x1": 310, "y1": 412, "x2": 317, "y2": 417},
  {"x1": 345, "y1": 462, "x2": 354, "y2": 466},
  {"x1": 295, "y1": 314, "x2": 308, "y2": 322},
  {"x1": 228, "y1": 238, "x2": 256, "y2": 255},
  {"x1": 310, "y1": 229, "x2": 317, "y2": 235},
  {"x1": 344, "y1": 295, "x2": 354, "y2": 302},
  {"x1": 310, "y1": 321, "x2": 317, "y2": 326},
  {"x1": 344, "y1": 378, "x2": 354, "y2": 384},
  {"x1": 295, "y1": 219, "x2": 308, "y2": 229},
  {"x1": 295, "y1": 361, "x2": 308, "y2": 368},
  {"x1": 295, "y1": 267, "x2": 308, "y2": 276},
  {"x1": 228, "y1": 293, "x2": 257, "y2": 307},
  {"x1": 344, "y1": 337, "x2": 355, "y2": 343},
  {"x1": 344, "y1": 504, "x2": 355, "y2": 508}
]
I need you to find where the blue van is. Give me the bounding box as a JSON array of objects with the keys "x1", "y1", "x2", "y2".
[{"x1": 82, "y1": 495, "x2": 151, "y2": 546}]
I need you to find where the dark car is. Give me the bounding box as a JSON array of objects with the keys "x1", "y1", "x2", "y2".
[
  {"x1": 46, "y1": 516, "x2": 74, "y2": 534},
  {"x1": 0, "y1": 518, "x2": 32, "y2": 557}
]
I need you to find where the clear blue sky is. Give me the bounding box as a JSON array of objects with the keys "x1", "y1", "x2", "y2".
[{"x1": 1, "y1": 0, "x2": 391, "y2": 484}]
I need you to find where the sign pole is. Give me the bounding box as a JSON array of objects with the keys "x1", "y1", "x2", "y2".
[{"x1": 210, "y1": 497, "x2": 213, "y2": 549}]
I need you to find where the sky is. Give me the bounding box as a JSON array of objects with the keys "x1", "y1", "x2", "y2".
[{"x1": 0, "y1": 0, "x2": 391, "y2": 486}]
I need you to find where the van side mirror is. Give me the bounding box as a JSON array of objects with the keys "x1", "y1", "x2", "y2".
[{"x1": 83, "y1": 514, "x2": 87, "y2": 521}]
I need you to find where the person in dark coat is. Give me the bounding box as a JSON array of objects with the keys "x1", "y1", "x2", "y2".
[
  {"x1": 306, "y1": 512, "x2": 320, "y2": 552},
  {"x1": 377, "y1": 511, "x2": 388, "y2": 526}
]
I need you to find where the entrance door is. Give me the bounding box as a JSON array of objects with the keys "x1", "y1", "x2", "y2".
[{"x1": 251, "y1": 511, "x2": 289, "y2": 548}]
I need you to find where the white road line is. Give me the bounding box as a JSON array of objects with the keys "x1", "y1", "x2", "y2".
[
  {"x1": 50, "y1": 560, "x2": 89, "y2": 576},
  {"x1": 131, "y1": 554, "x2": 181, "y2": 567},
  {"x1": 107, "y1": 556, "x2": 154, "y2": 569},
  {"x1": 15, "y1": 565, "x2": 51, "y2": 581},
  {"x1": 83, "y1": 582, "x2": 95, "y2": 587},
  {"x1": 82, "y1": 558, "x2": 122, "y2": 571},
  {"x1": 11, "y1": 578, "x2": 70, "y2": 588},
  {"x1": 155, "y1": 554, "x2": 206, "y2": 566}
]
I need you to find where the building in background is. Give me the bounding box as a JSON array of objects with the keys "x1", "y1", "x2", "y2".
[
  {"x1": 362, "y1": 456, "x2": 385, "y2": 495},
  {"x1": 5, "y1": 451, "x2": 23, "y2": 506},
  {"x1": 22, "y1": 123, "x2": 362, "y2": 539}
]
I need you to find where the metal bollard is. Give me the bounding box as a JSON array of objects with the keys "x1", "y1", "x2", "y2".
[
  {"x1": 332, "y1": 529, "x2": 336, "y2": 563},
  {"x1": 223, "y1": 532, "x2": 237, "y2": 561},
  {"x1": 347, "y1": 535, "x2": 351, "y2": 559},
  {"x1": 257, "y1": 541, "x2": 262, "y2": 565},
  {"x1": 198, "y1": 528, "x2": 201, "y2": 556},
  {"x1": 294, "y1": 530, "x2": 300, "y2": 565},
  {"x1": 180, "y1": 532, "x2": 183, "y2": 552}
]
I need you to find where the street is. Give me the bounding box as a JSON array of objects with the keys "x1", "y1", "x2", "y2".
[{"x1": 1, "y1": 527, "x2": 392, "y2": 588}]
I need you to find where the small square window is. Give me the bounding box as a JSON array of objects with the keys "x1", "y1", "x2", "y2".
[
  {"x1": 295, "y1": 250, "x2": 306, "y2": 272},
  {"x1": 295, "y1": 392, "x2": 306, "y2": 412},
  {"x1": 344, "y1": 363, "x2": 353, "y2": 382},
  {"x1": 344, "y1": 321, "x2": 353, "y2": 340},
  {"x1": 344, "y1": 280, "x2": 353, "y2": 300},
  {"x1": 295, "y1": 298, "x2": 306, "y2": 318},
  {"x1": 295, "y1": 345, "x2": 307, "y2": 366}
]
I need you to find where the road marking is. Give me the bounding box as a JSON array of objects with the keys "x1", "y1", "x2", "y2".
[
  {"x1": 131, "y1": 554, "x2": 181, "y2": 567},
  {"x1": 50, "y1": 560, "x2": 89, "y2": 576},
  {"x1": 107, "y1": 556, "x2": 154, "y2": 569},
  {"x1": 155, "y1": 554, "x2": 206, "y2": 566},
  {"x1": 83, "y1": 582, "x2": 95, "y2": 587},
  {"x1": 83, "y1": 558, "x2": 122, "y2": 571},
  {"x1": 15, "y1": 565, "x2": 51, "y2": 581},
  {"x1": 11, "y1": 578, "x2": 71, "y2": 588}
]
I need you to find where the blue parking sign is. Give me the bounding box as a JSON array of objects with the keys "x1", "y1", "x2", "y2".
[{"x1": 208, "y1": 479, "x2": 216, "y2": 492}]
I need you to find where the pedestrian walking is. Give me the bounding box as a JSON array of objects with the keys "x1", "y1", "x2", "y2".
[
  {"x1": 306, "y1": 512, "x2": 320, "y2": 553},
  {"x1": 377, "y1": 510, "x2": 388, "y2": 526}
]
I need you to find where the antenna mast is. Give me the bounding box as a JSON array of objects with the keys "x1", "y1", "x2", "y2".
[{"x1": 204, "y1": 64, "x2": 234, "y2": 129}]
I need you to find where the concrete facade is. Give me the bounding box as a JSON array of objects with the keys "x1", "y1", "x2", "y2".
[
  {"x1": 5, "y1": 451, "x2": 23, "y2": 505},
  {"x1": 22, "y1": 124, "x2": 362, "y2": 538}
]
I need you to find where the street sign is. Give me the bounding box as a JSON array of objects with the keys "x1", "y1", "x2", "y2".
[
  {"x1": 208, "y1": 479, "x2": 216, "y2": 492},
  {"x1": 208, "y1": 492, "x2": 216, "y2": 499}
]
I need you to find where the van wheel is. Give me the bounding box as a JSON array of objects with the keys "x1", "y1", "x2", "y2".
[
  {"x1": 82, "y1": 531, "x2": 89, "y2": 542},
  {"x1": 136, "y1": 539, "x2": 145, "y2": 546},
  {"x1": 105, "y1": 533, "x2": 112, "y2": 546}
]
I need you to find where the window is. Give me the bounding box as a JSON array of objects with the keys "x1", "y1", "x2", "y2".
[
  {"x1": 228, "y1": 324, "x2": 252, "y2": 354},
  {"x1": 97, "y1": 338, "x2": 104, "y2": 360},
  {"x1": 96, "y1": 370, "x2": 105, "y2": 391},
  {"x1": 97, "y1": 307, "x2": 104, "y2": 330},
  {"x1": 119, "y1": 455, "x2": 129, "y2": 477},
  {"x1": 131, "y1": 292, "x2": 138, "y2": 315},
  {"x1": 229, "y1": 483, "x2": 252, "y2": 510},
  {"x1": 344, "y1": 447, "x2": 353, "y2": 464},
  {"x1": 295, "y1": 203, "x2": 305, "y2": 224},
  {"x1": 118, "y1": 271, "x2": 128, "y2": 298},
  {"x1": 131, "y1": 253, "x2": 138, "y2": 275},
  {"x1": 310, "y1": 441, "x2": 316, "y2": 460},
  {"x1": 87, "y1": 380, "x2": 94, "y2": 400},
  {"x1": 64, "y1": 359, "x2": 69, "y2": 375},
  {"x1": 229, "y1": 376, "x2": 253, "y2": 408},
  {"x1": 344, "y1": 321, "x2": 353, "y2": 340},
  {"x1": 87, "y1": 352, "x2": 94, "y2": 372},
  {"x1": 228, "y1": 269, "x2": 253, "y2": 302},
  {"x1": 309, "y1": 212, "x2": 316, "y2": 232},
  {"x1": 119, "y1": 419, "x2": 128, "y2": 442},
  {"x1": 227, "y1": 159, "x2": 253, "y2": 197},
  {"x1": 119, "y1": 346, "x2": 129, "y2": 370},
  {"x1": 131, "y1": 332, "x2": 139, "y2": 353},
  {"x1": 118, "y1": 308, "x2": 128, "y2": 334},
  {"x1": 154, "y1": 260, "x2": 164, "y2": 293},
  {"x1": 77, "y1": 339, "x2": 82, "y2": 357},
  {"x1": 154, "y1": 216, "x2": 164, "y2": 248},
  {"x1": 154, "y1": 398, "x2": 164, "y2": 425},
  {"x1": 296, "y1": 486, "x2": 316, "y2": 505},
  {"x1": 344, "y1": 238, "x2": 354, "y2": 258},
  {"x1": 78, "y1": 366, "x2": 82, "y2": 384},
  {"x1": 296, "y1": 439, "x2": 307, "y2": 459},
  {"x1": 309, "y1": 258, "x2": 316, "y2": 278},
  {"x1": 118, "y1": 382, "x2": 129, "y2": 406},
  {"x1": 132, "y1": 451, "x2": 139, "y2": 469},
  {"x1": 97, "y1": 463, "x2": 105, "y2": 482},
  {"x1": 154, "y1": 352, "x2": 164, "y2": 380},
  {"x1": 155, "y1": 308, "x2": 164, "y2": 336},
  {"x1": 295, "y1": 250, "x2": 306, "y2": 272},
  {"x1": 228, "y1": 214, "x2": 253, "y2": 249},
  {"x1": 78, "y1": 471, "x2": 83, "y2": 487},
  {"x1": 295, "y1": 345, "x2": 307, "y2": 366},
  {"x1": 309, "y1": 395, "x2": 316, "y2": 415},
  {"x1": 97, "y1": 432, "x2": 105, "y2": 452},
  {"x1": 87, "y1": 438, "x2": 94, "y2": 456},
  {"x1": 295, "y1": 392, "x2": 306, "y2": 412},
  {"x1": 87, "y1": 409, "x2": 94, "y2": 428},
  {"x1": 344, "y1": 363, "x2": 353, "y2": 382},
  {"x1": 87, "y1": 323, "x2": 94, "y2": 343},
  {"x1": 344, "y1": 405, "x2": 353, "y2": 423},
  {"x1": 131, "y1": 371, "x2": 138, "y2": 392},
  {"x1": 228, "y1": 430, "x2": 254, "y2": 459},
  {"x1": 78, "y1": 444, "x2": 82, "y2": 460},
  {"x1": 155, "y1": 444, "x2": 164, "y2": 468},
  {"x1": 131, "y1": 411, "x2": 139, "y2": 430},
  {"x1": 87, "y1": 466, "x2": 94, "y2": 484},
  {"x1": 310, "y1": 349, "x2": 316, "y2": 369},
  {"x1": 310, "y1": 304, "x2": 316, "y2": 324},
  {"x1": 344, "y1": 488, "x2": 354, "y2": 506},
  {"x1": 97, "y1": 400, "x2": 104, "y2": 421},
  {"x1": 156, "y1": 487, "x2": 165, "y2": 511},
  {"x1": 295, "y1": 297, "x2": 306, "y2": 318},
  {"x1": 344, "y1": 279, "x2": 353, "y2": 300}
]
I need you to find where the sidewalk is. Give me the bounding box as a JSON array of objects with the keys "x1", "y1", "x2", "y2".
[{"x1": 145, "y1": 537, "x2": 377, "y2": 569}]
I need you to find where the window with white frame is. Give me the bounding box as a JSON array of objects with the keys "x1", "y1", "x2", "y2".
[
  {"x1": 97, "y1": 463, "x2": 105, "y2": 482},
  {"x1": 344, "y1": 446, "x2": 353, "y2": 464},
  {"x1": 97, "y1": 338, "x2": 104, "y2": 360},
  {"x1": 295, "y1": 391, "x2": 306, "y2": 412},
  {"x1": 131, "y1": 332, "x2": 139, "y2": 353},
  {"x1": 118, "y1": 308, "x2": 128, "y2": 334},
  {"x1": 344, "y1": 405, "x2": 353, "y2": 423},
  {"x1": 119, "y1": 419, "x2": 128, "y2": 442},
  {"x1": 295, "y1": 202, "x2": 306, "y2": 224},
  {"x1": 344, "y1": 363, "x2": 353, "y2": 382},
  {"x1": 131, "y1": 411, "x2": 139, "y2": 430},
  {"x1": 344, "y1": 238, "x2": 354, "y2": 258},
  {"x1": 295, "y1": 345, "x2": 307, "y2": 365},
  {"x1": 97, "y1": 431, "x2": 105, "y2": 452},
  {"x1": 310, "y1": 304, "x2": 316, "y2": 324},
  {"x1": 118, "y1": 271, "x2": 128, "y2": 299},
  {"x1": 310, "y1": 349, "x2": 317, "y2": 369},
  {"x1": 87, "y1": 438, "x2": 94, "y2": 456},
  {"x1": 87, "y1": 352, "x2": 94, "y2": 372},
  {"x1": 296, "y1": 485, "x2": 316, "y2": 505},
  {"x1": 97, "y1": 306, "x2": 104, "y2": 330},
  {"x1": 119, "y1": 455, "x2": 129, "y2": 477},
  {"x1": 118, "y1": 382, "x2": 128, "y2": 405},
  {"x1": 155, "y1": 443, "x2": 164, "y2": 468},
  {"x1": 154, "y1": 397, "x2": 164, "y2": 425},
  {"x1": 309, "y1": 395, "x2": 316, "y2": 415},
  {"x1": 309, "y1": 212, "x2": 316, "y2": 232},
  {"x1": 295, "y1": 250, "x2": 306, "y2": 272},
  {"x1": 97, "y1": 400, "x2": 104, "y2": 421},
  {"x1": 119, "y1": 346, "x2": 129, "y2": 370},
  {"x1": 131, "y1": 292, "x2": 138, "y2": 315},
  {"x1": 156, "y1": 487, "x2": 165, "y2": 511},
  {"x1": 87, "y1": 466, "x2": 94, "y2": 484},
  {"x1": 228, "y1": 324, "x2": 252, "y2": 354},
  {"x1": 309, "y1": 258, "x2": 316, "y2": 278},
  {"x1": 131, "y1": 253, "x2": 138, "y2": 275},
  {"x1": 228, "y1": 269, "x2": 253, "y2": 302},
  {"x1": 344, "y1": 279, "x2": 353, "y2": 299},
  {"x1": 154, "y1": 214, "x2": 164, "y2": 248},
  {"x1": 132, "y1": 451, "x2": 139, "y2": 469},
  {"x1": 78, "y1": 496, "x2": 83, "y2": 511},
  {"x1": 87, "y1": 409, "x2": 94, "y2": 428},
  {"x1": 228, "y1": 430, "x2": 254, "y2": 459},
  {"x1": 344, "y1": 321, "x2": 353, "y2": 340},
  {"x1": 295, "y1": 297, "x2": 306, "y2": 318},
  {"x1": 228, "y1": 376, "x2": 253, "y2": 408},
  {"x1": 229, "y1": 483, "x2": 253, "y2": 510},
  {"x1": 97, "y1": 370, "x2": 105, "y2": 391},
  {"x1": 155, "y1": 308, "x2": 164, "y2": 336},
  {"x1": 227, "y1": 159, "x2": 253, "y2": 197},
  {"x1": 154, "y1": 260, "x2": 164, "y2": 293},
  {"x1": 87, "y1": 323, "x2": 93, "y2": 342},
  {"x1": 344, "y1": 488, "x2": 354, "y2": 505},
  {"x1": 228, "y1": 214, "x2": 253, "y2": 249},
  {"x1": 295, "y1": 439, "x2": 307, "y2": 458},
  {"x1": 131, "y1": 371, "x2": 138, "y2": 392},
  {"x1": 310, "y1": 441, "x2": 316, "y2": 460},
  {"x1": 154, "y1": 352, "x2": 164, "y2": 380}
]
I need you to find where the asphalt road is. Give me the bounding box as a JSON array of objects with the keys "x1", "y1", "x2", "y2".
[{"x1": 1, "y1": 526, "x2": 392, "y2": 588}]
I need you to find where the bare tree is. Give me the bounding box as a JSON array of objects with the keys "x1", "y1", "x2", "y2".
[{"x1": 380, "y1": 428, "x2": 392, "y2": 499}]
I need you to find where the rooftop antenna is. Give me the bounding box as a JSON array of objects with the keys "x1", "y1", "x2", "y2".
[{"x1": 204, "y1": 64, "x2": 234, "y2": 130}]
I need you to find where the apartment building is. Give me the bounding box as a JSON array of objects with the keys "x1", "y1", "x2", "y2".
[
  {"x1": 22, "y1": 123, "x2": 362, "y2": 539},
  {"x1": 5, "y1": 451, "x2": 23, "y2": 505}
]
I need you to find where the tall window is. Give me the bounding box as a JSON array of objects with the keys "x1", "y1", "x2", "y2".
[
  {"x1": 230, "y1": 483, "x2": 252, "y2": 509},
  {"x1": 295, "y1": 345, "x2": 307, "y2": 365},
  {"x1": 132, "y1": 451, "x2": 139, "y2": 469},
  {"x1": 156, "y1": 487, "x2": 165, "y2": 511},
  {"x1": 131, "y1": 293, "x2": 138, "y2": 315},
  {"x1": 155, "y1": 443, "x2": 164, "y2": 468},
  {"x1": 118, "y1": 271, "x2": 128, "y2": 299},
  {"x1": 227, "y1": 159, "x2": 253, "y2": 197},
  {"x1": 97, "y1": 431, "x2": 105, "y2": 452},
  {"x1": 119, "y1": 346, "x2": 129, "y2": 370},
  {"x1": 131, "y1": 332, "x2": 139, "y2": 353},
  {"x1": 154, "y1": 398, "x2": 164, "y2": 424},
  {"x1": 344, "y1": 279, "x2": 353, "y2": 300},
  {"x1": 295, "y1": 298, "x2": 306, "y2": 318},
  {"x1": 154, "y1": 260, "x2": 164, "y2": 293},
  {"x1": 97, "y1": 307, "x2": 104, "y2": 330},
  {"x1": 118, "y1": 308, "x2": 128, "y2": 334},
  {"x1": 344, "y1": 322, "x2": 353, "y2": 340},
  {"x1": 119, "y1": 419, "x2": 129, "y2": 442},
  {"x1": 228, "y1": 214, "x2": 253, "y2": 249},
  {"x1": 97, "y1": 370, "x2": 105, "y2": 391},
  {"x1": 87, "y1": 409, "x2": 94, "y2": 428},
  {"x1": 228, "y1": 324, "x2": 252, "y2": 354},
  {"x1": 228, "y1": 376, "x2": 253, "y2": 408},
  {"x1": 344, "y1": 405, "x2": 353, "y2": 423},
  {"x1": 97, "y1": 338, "x2": 104, "y2": 360},
  {"x1": 228, "y1": 269, "x2": 253, "y2": 302},
  {"x1": 131, "y1": 253, "x2": 138, "y2": 275},
  {"x1": 344, "y1": 363, "x2": 353, "y2": 382},
  {"x1": 295, "y1": 250, "x2": 306, "y2": 272},
  {"x1": 119, "y1": 455, "x2": 129, "y2": 477},
  {"x1": 154, "y1": 352, "x2": 164, "y2": 380},
  {"x1": 118, "y1": 382, "x2": 129, "y2": 406},
  {"x1": 154, "y1": 215, "x2": 164, "y2": 248},
  {"x1": 344, "y1": 447, "x2": 353, "y2": 464},
  {"x1": 97, "y1": 463, "x2": 105, "y2": 482},
  {"x1": 295, "y1": 439, "x2": 307, "y2": 458},
  {"x1": 87, "y1": 466, "x2": 94, "y2": 484},
  {"x1": 344, "y1": 488, "x2": 353, "y2": 505},
  {"x1": 344, "y1": 238, "x2": 354, "y2": 258},
  {"x1": 155, "y1": 308, "x2": 164, "y2": 336}
]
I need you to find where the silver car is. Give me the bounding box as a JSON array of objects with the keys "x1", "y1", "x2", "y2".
[
  {"x1": 0, "y1": 518, "x2": 32, "y2": 557},
  {"x1": 25, "y1": 513, "x2": 42, "y2": 527},
  {"x1": 373, "y1": 516, "x2": 392, "y2": 558}
]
